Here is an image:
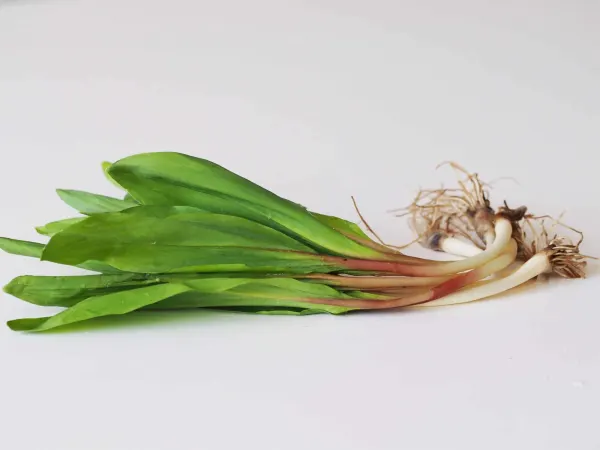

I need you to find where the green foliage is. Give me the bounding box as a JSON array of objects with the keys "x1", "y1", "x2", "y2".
[
  {"x1": 4, "y1": 273, "x2": 153, "y2": 307},
  {"x1": 41, "y1": 206, "x2": 343, "y2": 274},
  {"x1": 36, "y1": 217, "x2": 85, "y2": 237},
  {"x1": 0, "y1": 236, "x2": 121, "y2": 274},
  {"x1": 57, "y1": 189, "x2": 138, "y2": 215},
  {"x1": 1, "y1": 152, "x2": 396, "y2": 331},
  {"x1": 7, "y1": 277, "x2": 357, "y2": 331},
  {"x1": 108, "y1": 152, "x2": 381, "y2": 258}
]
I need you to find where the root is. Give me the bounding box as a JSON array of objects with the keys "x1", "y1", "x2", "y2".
[
  {"x1": 351, "y1": 196, "x2": 386, "y2": 245},
  {"x1": 395, "y1": 162, "x2": 496, "y2": 251},
  {"x1": 497, "y1": 201, "x2": 532, "y2": 261},
  {"x1": 394, "y1": 163, "x2": 592, "y2": 280},
  {"x1": 546, "y1": 238, "x2": 589, "y2": 279},
  {"x1": 350, "y1": 196, "x2": 409, "y2": 251},
  {"x1": 524, "y1": 216, "x2": 594, "y2": 278},
  {"x1": 389, "y1": 162, "x2": 592, "y2": 281}
]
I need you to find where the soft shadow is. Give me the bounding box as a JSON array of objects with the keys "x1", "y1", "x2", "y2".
[{"x1": 35, "y1": 309, "x2": 240, "y2": 335}]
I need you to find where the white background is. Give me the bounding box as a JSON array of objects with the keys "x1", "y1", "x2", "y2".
[{"x1": 1, "y1": 1, "x2": 599, "y2": 449}]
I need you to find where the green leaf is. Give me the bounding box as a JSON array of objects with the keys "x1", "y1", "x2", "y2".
[
  {"x1": 75, "y1": 261, "x2": 124, "y2": 274},
  {"x1": 311, "y1": 212, "x2": 370, "y2": 240},
  {"x1": 108, "y1": 152, "x2": 381, "y2": 259},
  {"x1": 36, "y1": 217, "x2": 85, "y2": 237},
  {"x1": 5, "y1": 277, "x2": 356, "y2": 332},
  {"x1": 42, "y1": 206, "x2": 343, "y2": 274},
  {"x1": 57, "y1": 189, "x2": 138, "y2": 215},
  {"x1": 0, "y1": 236, "x2": 122, "y2": 274},
  {"x1": 7, "y1": 283, "x2": 192, "y2": 332},
  {"x1": 151, "y1": 277, "x2": 356, "y2": 315},
  {"x1": 3, "y1": 273, "x2": 153, "y2": 307},
  {"x1": 102, "y1": 161, "x2": 126, "y2": 190},
  {"x1": 0, "y1": 237, "x2": 44, "y2": 258},
  {"x1": 6, "y1": 276, "x2": 360, "y2": 331}
]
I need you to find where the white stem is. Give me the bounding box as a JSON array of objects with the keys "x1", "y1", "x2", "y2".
[
  {"x1": 419, "y1": 252, "x2": 551, "y2": 307},
  {"x1": 421, "y1": 217, "x2": 513, "y2": 276},
  {"x1": 413, "y1": 261, "x2": 523, "y2": 298},
  {"x1": 440, "y1": 237, "x2": 483, "y2": 258},
  {"x1": 463, "y1": 240, "x2": 517, "y2": 283},
  {"x1": 491, "y1": 260, "x2": 523, "y2": 279}
]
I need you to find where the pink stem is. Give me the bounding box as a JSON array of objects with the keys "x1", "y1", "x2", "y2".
[
  {"x1": 307, "y1": 246, "x2": 517, "y2": 310},
  {"x1": 302, "y1": 273, "x2": 449, "y2": 288}
]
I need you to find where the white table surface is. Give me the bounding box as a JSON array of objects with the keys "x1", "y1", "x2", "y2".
[{"x1": 1, "y1": 1, "x2": 599, "y2": 449}]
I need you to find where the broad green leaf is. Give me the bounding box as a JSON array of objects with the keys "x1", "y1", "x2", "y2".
[
  {"x1": 48, "y1": 245, "x2": 336, "y2": 275},
  {"x1": 7, "y1": 283, "x2": 192, "y2": 332},
  {"x1": 311, "y1": 212, "x2": 370, "y2": 240},
  {"x1": 0, "y1": 236, "x2": 122, "y2": 274},
  {"x1": 3, "y1": 273, "x2": 153, "y2": 307},
  {"x1": 151, "y1": 277, "x2": 356, "y2": 315},
  {"x1": 36, "y1": 217, "x2": 85, "y2": 237},
  {"x1": 102, "y1": 161, "x2": 126, "y2": 190},
  {"x1": 0, "y1": 237, "x2": 44, "y2": 258},
  {"x1": 75, "y1": 261, "x2": 124, "y2": 274},
  {"x1": 4, "y1": 272, "x2": 351, "y2": 315},
  {"x1": 108, "y1": 152, "x2": 382, "y2": 259},
  {"x1": 42, "y1": 206, "x2": 343, "y2": 274},
  {"x1": 6, "y1": 278, "x2": 355, "y2": 331},
  {"x1": 5, "y1": 276, "x2": 363, "y2": 331},
  {"x1": 57, "y1": 189, "x2": 138, "y2": 215}
]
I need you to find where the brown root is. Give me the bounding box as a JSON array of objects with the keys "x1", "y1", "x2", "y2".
[
  {"x1": 351, "y1": 196, "x2": 386, "y2": 246},
  {"x1": 497, "y1": 201, "x2": 533, "y2": 261},
  {"x1": 515, "y1": 214, "x2": 593, "y2": 278},
  {"x1": 394, "y1": 162, "x2": 592, "y2": 279},
  {"x1": 350, "y1": 196, "x2": 413, "y2": 252},
  {"x1": 513, "y1": 215, "x2": 595, "y2": 280},
  {"x1": 436, "y1": 161, "x2": 494, "y2": 214},
  {"x1": 395, "y1": 162, "x2": 497, "y2": 250},
  {"x1": 546, "y1": 238, "x2": 589, "y2": 279}
]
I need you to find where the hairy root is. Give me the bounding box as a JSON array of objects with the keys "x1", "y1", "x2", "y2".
[
  {"x1": 546, "y1": 239, "x2": 589, "y2": 278},
  {"x1": 395, "y1": 163, "x2": 593, "y2": 279},
  {"x1": 395, "y1": 162, "x2": 497, "y2": 250},
  {"x1": 524, "y1": 216, "x2": 593, "y2": 278}
]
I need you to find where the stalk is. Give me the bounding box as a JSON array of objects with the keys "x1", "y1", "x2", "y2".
[
  {"x1": 440, "y1": 236, "x2": 483, "y2": 257},
  {"x1": 298, "y1": 240, "x2": 517, "y2": 309},
  {"x1": 330, "y1": 216, "x2": 513, "y2": 277},
  {"x1": 343, "y1": 234, "x2": 444, "y2": 264},
  {"x1": 364, "y1": 287, "x2": 432, "y2": 295},
  {"x1": 422, "y1": 231, "x2": 483, "y2": 258},
  {"x1": 484, "y1": 230, "x2": 496, "y2": 246},
  {"x1": 421, "y1": 239, "x2": 587, "y2": 307},
  {"x1": 302, "y1": 273, "x2": 450, "y2": 289}
]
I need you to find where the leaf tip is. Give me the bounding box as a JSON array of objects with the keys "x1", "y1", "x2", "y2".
[
  {"x1": 55, "y1": 189, "x2": 70, "y2": 199},
  {"x1": 6, "y1": 318, "x2": 42, "y2": 332},
  {"x1": 35, "y1": 225, "x2": 48, "y2": 236},
  {"x1": 4, "y1": 278, "x2": 18, "y2": 295}
]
